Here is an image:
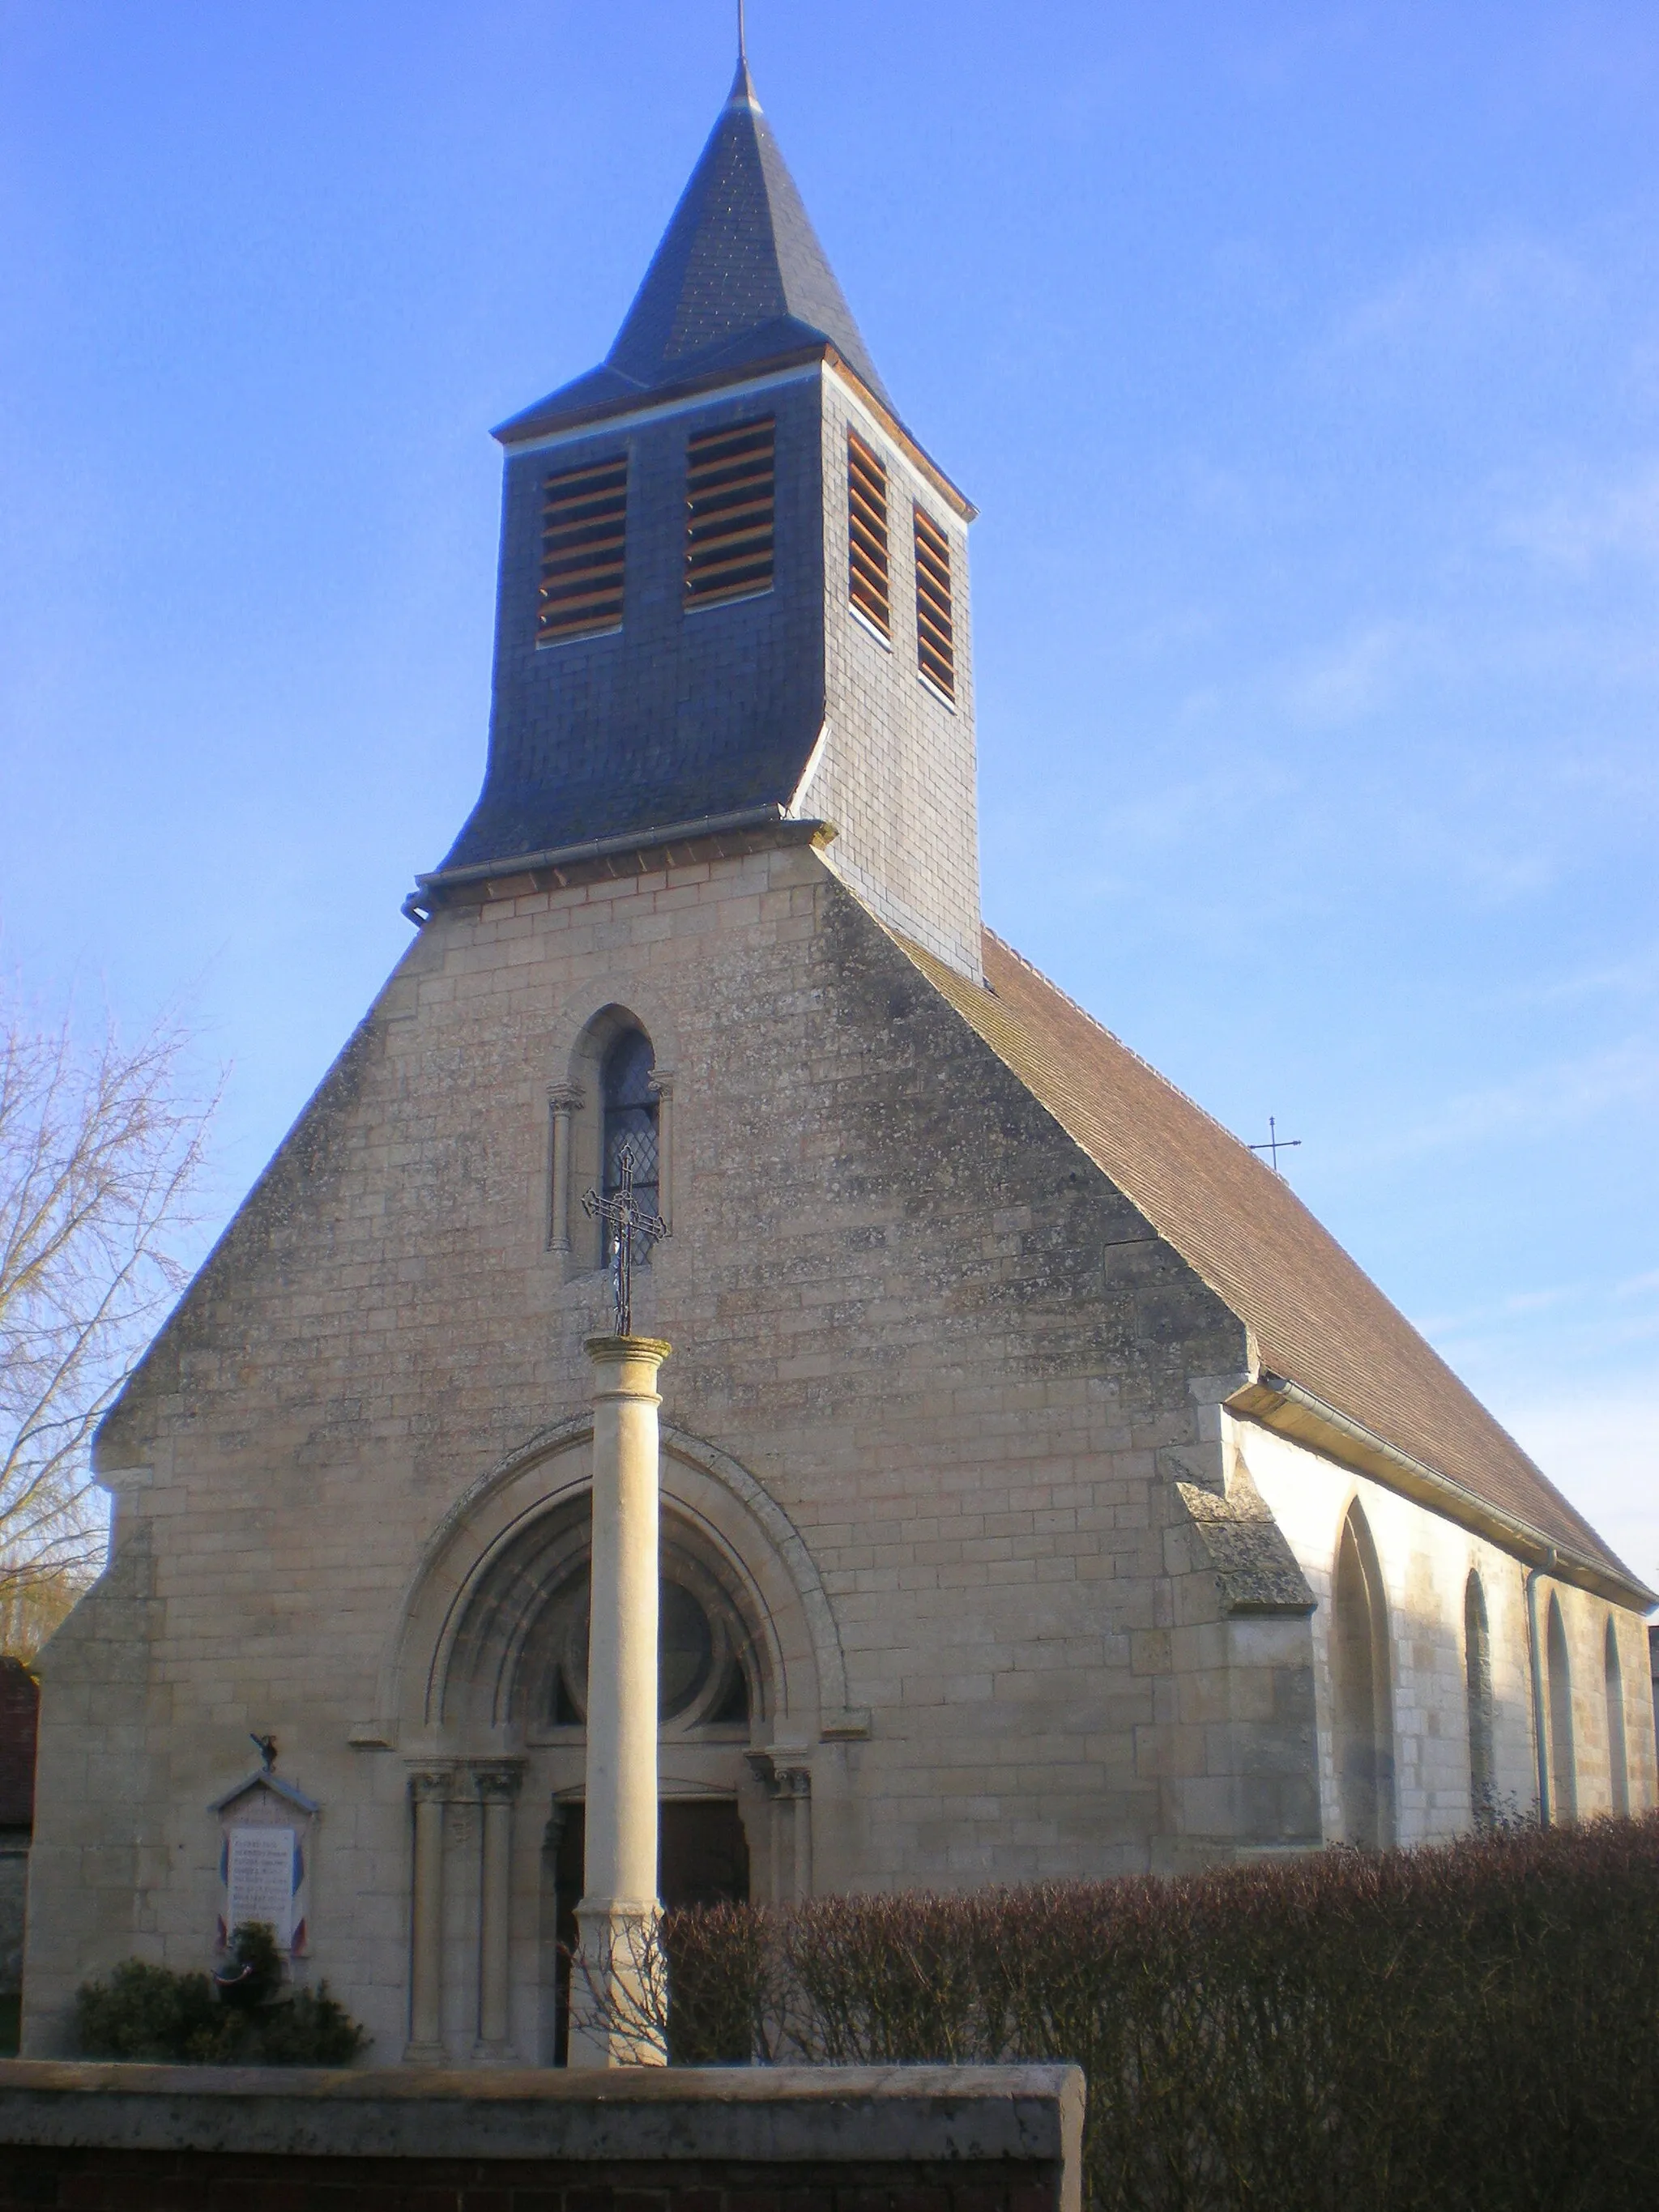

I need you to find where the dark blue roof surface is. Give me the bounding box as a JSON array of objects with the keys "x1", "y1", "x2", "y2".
[{"x1": 495, "y1": 59, "x2": 892, "y2": 444}]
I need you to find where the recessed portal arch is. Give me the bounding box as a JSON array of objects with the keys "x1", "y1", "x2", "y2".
[
  {"x1": 380, "y1": 1417, "x2": 848, "y2": 2062},
  {"x1": 382, "y1": 1416, "x2": 847, "y2": 1749}
]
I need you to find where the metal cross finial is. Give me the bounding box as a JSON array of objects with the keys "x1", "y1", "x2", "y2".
[
  {"x1": 1248, "y1": 1115, "x2": 1303, "y2": 1175},
  {"x1": 583, "y1": 1144, "x2": 669, "y2": 1336},
  {"x1": 738, "y1": 0, "x2": 747, "y2": 66},
  {"x1": 250, "y1": 1733, "x2": 278, "y2": 1774}
]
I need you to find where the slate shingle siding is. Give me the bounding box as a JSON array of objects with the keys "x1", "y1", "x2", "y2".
[
  {"x1": 816, "y1": 373, "x2": 982, "y2": 982},
  {"x1": 442, "y1": 373, "x2": 828, "y2": 873}
]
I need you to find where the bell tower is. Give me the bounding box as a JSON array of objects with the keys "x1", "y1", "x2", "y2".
[{"x1": 413, "y1": 56, "x2": 983, "y2": 982}]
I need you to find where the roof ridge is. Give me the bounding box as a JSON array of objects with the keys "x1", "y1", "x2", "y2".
[{"x1": 980, "y1": 924, "x2": 1273, "y2": 1175}]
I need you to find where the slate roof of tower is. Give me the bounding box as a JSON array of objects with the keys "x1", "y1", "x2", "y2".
[
  {"x1": 495, "y1": 58, "x2": 893, "y2": 445},
  {"x1": 898, "y1": 923, "x2": 1646, "y2": 1596}
]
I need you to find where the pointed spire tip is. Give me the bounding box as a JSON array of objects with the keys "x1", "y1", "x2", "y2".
[
  {"x1": 727, "y1": 53, "x2": 760, "y2": 110},
  {"x1": 730, "y1": 0, "x2": 760, "y2": 108}
]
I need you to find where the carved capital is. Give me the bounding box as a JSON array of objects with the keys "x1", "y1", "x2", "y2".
[
  {"x1": 473, "y1": 1763, "x2": 525, "y2": 1804},
  {"x1": 548, "y1": 1084, "x2": 584, "y2": 1114},
  {"x1": 407, "y1": 1767, "x2": 454, "y2": 1805},
  {"x1": 745, "y1": 1753, "x2": 812, "y2": 1801}
]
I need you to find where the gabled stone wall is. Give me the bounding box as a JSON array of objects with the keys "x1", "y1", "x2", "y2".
[{"x1": 25, "y1": 843, "x2": 1272, "y2": 2059}]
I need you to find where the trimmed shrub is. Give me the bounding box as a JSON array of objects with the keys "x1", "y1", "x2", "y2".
[
  {"x1": 659, "y1": 1813, "x2": 1659, "y2": 2212},
  {"x1": 75, "y1": 1922, "x2": 366, "y2": 2066}
]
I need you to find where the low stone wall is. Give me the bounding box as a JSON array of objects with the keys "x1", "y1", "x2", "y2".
[{"x1": 0, "y1": 2060, "x2": 1082, "y2": 2212}]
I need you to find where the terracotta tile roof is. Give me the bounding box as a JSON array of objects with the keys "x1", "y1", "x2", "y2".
[{"x1": 898, "y1": 924, "x2": 1641, "y2": 1593}]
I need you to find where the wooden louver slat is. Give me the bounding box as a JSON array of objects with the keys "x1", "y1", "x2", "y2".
[
  {"x1": 685, "y1": 419, "x2": 775, "y2": 607},
  {"x1": 538, "y1": 456, "x2": 627, "y2": 642},
  {"x1": 847, "y1": 430, "x2": 890, "y2": 635},
  {"x1": 913, "y1": 505, "x2": 955, "y2": 698}
]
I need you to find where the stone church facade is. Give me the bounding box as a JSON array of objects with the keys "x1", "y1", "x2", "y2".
[{"x1": 23, "y1": 58, "x2": 1656, "y2": 2063}]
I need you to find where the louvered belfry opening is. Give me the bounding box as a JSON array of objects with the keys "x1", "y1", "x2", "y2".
[
  {"x1": 913, "y1": 505, "x2": 956, "y2": 698},
  {"x1": 537, "y1": 455, "x2": 628, "y2": 643},
  {"x1": 685, "y1": 418, "x2": 776, "y2": 607},
  {"x1": 847, "y1": 430, "x2": 891, "y2": 634}
]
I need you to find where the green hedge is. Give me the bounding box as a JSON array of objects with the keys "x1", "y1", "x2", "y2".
[
  {"x1": 661, "y1": 1813, "x2": 1659, "y2": 2212},
  {"x1": 75, "y1": 1922, "x2": 366, "y2": 2066}
]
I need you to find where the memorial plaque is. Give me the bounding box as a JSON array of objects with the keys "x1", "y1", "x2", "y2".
[{"x1": 227, "y1": 1826, "x2": 296, "y2": 1949}]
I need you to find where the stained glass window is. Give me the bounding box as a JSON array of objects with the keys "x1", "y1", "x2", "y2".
[{"x1": 602, "y1": 1029, "x2": 659, "y2": 1227}]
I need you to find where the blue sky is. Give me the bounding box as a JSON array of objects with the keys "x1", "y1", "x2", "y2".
[{"x1": 2, "y1": 3, "x2": 1656, "y2": 1590}]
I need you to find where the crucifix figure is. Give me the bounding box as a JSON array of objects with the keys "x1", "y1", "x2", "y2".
[{"x1": 583, "y1": 1144, "x2": 669, "y2": 1336}]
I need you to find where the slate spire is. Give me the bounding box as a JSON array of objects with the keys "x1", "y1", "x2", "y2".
[
  {"x1": 497, "y1": 60, "x2": 892, "y2": 441},
  {"x1": 604, "y1": 58, "x2": 892, "y2": 407}
]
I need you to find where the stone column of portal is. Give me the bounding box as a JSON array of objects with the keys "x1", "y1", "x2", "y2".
[
  {"x1": 474, "y1": 1764, "x2": 523, "y2": 2058},
  {"x1": 568, "y1": 1334, "x2": 672, "y2": 2068},
  {"x1": 405, "y1": 1768, "x2": 453, "y2": 2062}
]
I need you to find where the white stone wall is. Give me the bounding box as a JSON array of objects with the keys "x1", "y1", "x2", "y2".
[{"x1": 1238, "y1": 1419, "x2": 1658, "y2": 1840}]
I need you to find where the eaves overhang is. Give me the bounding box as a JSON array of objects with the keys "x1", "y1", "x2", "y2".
[{"x1": 1230, "y1": 1372, "x2": 1657, "y2": 1614}]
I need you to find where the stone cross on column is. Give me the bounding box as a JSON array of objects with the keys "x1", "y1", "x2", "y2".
[{"x1": 567, "y1": 1332, "x2": 672, "y2": 2067}]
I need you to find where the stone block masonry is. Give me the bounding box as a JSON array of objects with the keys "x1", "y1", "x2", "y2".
[
  {"x1": 28, "y1": 833, "x2": 1260, "y2": 2060},
  {"x1": 0, "y1": 2061, "x2": 1083, "y2": 2212}
]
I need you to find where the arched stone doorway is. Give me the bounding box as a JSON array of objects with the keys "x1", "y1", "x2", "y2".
[
  {"x1": 384, "y1": 1421, "x2": 844, "y2": 2062},
  {"x1": 1332, "y1": 1502, "x2": 1395, "y2": 1848}
]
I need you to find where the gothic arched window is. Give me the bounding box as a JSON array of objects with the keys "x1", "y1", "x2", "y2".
[
  {"x1": 1333, "y1": 1502, "x2": 1395, "y2": 1848},
  {"x1": 602, "y1": 1029, "x2": 659, "y2": 1225},
  {"x1": 1546, "y1": 1595, "x2": 1576, "y2": 1823},
  {"x1": 1605, "y1": 1618, "x2": 1630, "y2": 1818},
  {"x1": 1465, "y1": 1571, "x2": 1496, "y2": 1830}
]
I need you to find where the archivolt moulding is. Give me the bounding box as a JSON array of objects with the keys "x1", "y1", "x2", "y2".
[{"x1": 365, "y1": 1418, "x2": 855, "y2": 1753}]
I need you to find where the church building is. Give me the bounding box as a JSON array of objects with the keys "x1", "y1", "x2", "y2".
[{"x1": 22, "y1": 55, "x2": 1656, "y2": 2062}]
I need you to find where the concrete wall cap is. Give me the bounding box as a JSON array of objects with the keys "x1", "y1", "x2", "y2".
[{"x1": 0, "y1": 2061, "x2": 1084, "y2": 2174}]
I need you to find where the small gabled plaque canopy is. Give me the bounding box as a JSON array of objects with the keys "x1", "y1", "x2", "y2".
[
  {"x1": 496, "y1": 58, "x2": 892, "y2": 445},
  {"x1": 210, "y1": 1769, "x2": 322, "y2": 1818}
]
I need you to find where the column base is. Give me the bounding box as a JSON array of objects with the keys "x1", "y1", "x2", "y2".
[
  {"x1": 566, "y1": 1900, "x2": 667, "y2": 2068},
  {"x1": 402, "y1": 2040, "x2": 447, "y2": 2066}
]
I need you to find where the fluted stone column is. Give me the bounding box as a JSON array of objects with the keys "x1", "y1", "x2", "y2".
[
  {"x1": 405, "y1": 1767, "x2": 453, "y2": 2061},
  {"x1": 474, "y1": 1764, "x2": 523, "y2": 2058},
  {"x1": 569, "y1": 1333, "x2": 671, "y2": 2068}
]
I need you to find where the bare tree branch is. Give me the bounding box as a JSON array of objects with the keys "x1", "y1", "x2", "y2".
[{"x1": 0, "y1": 981, "x2": 216, "y2": 1650}]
